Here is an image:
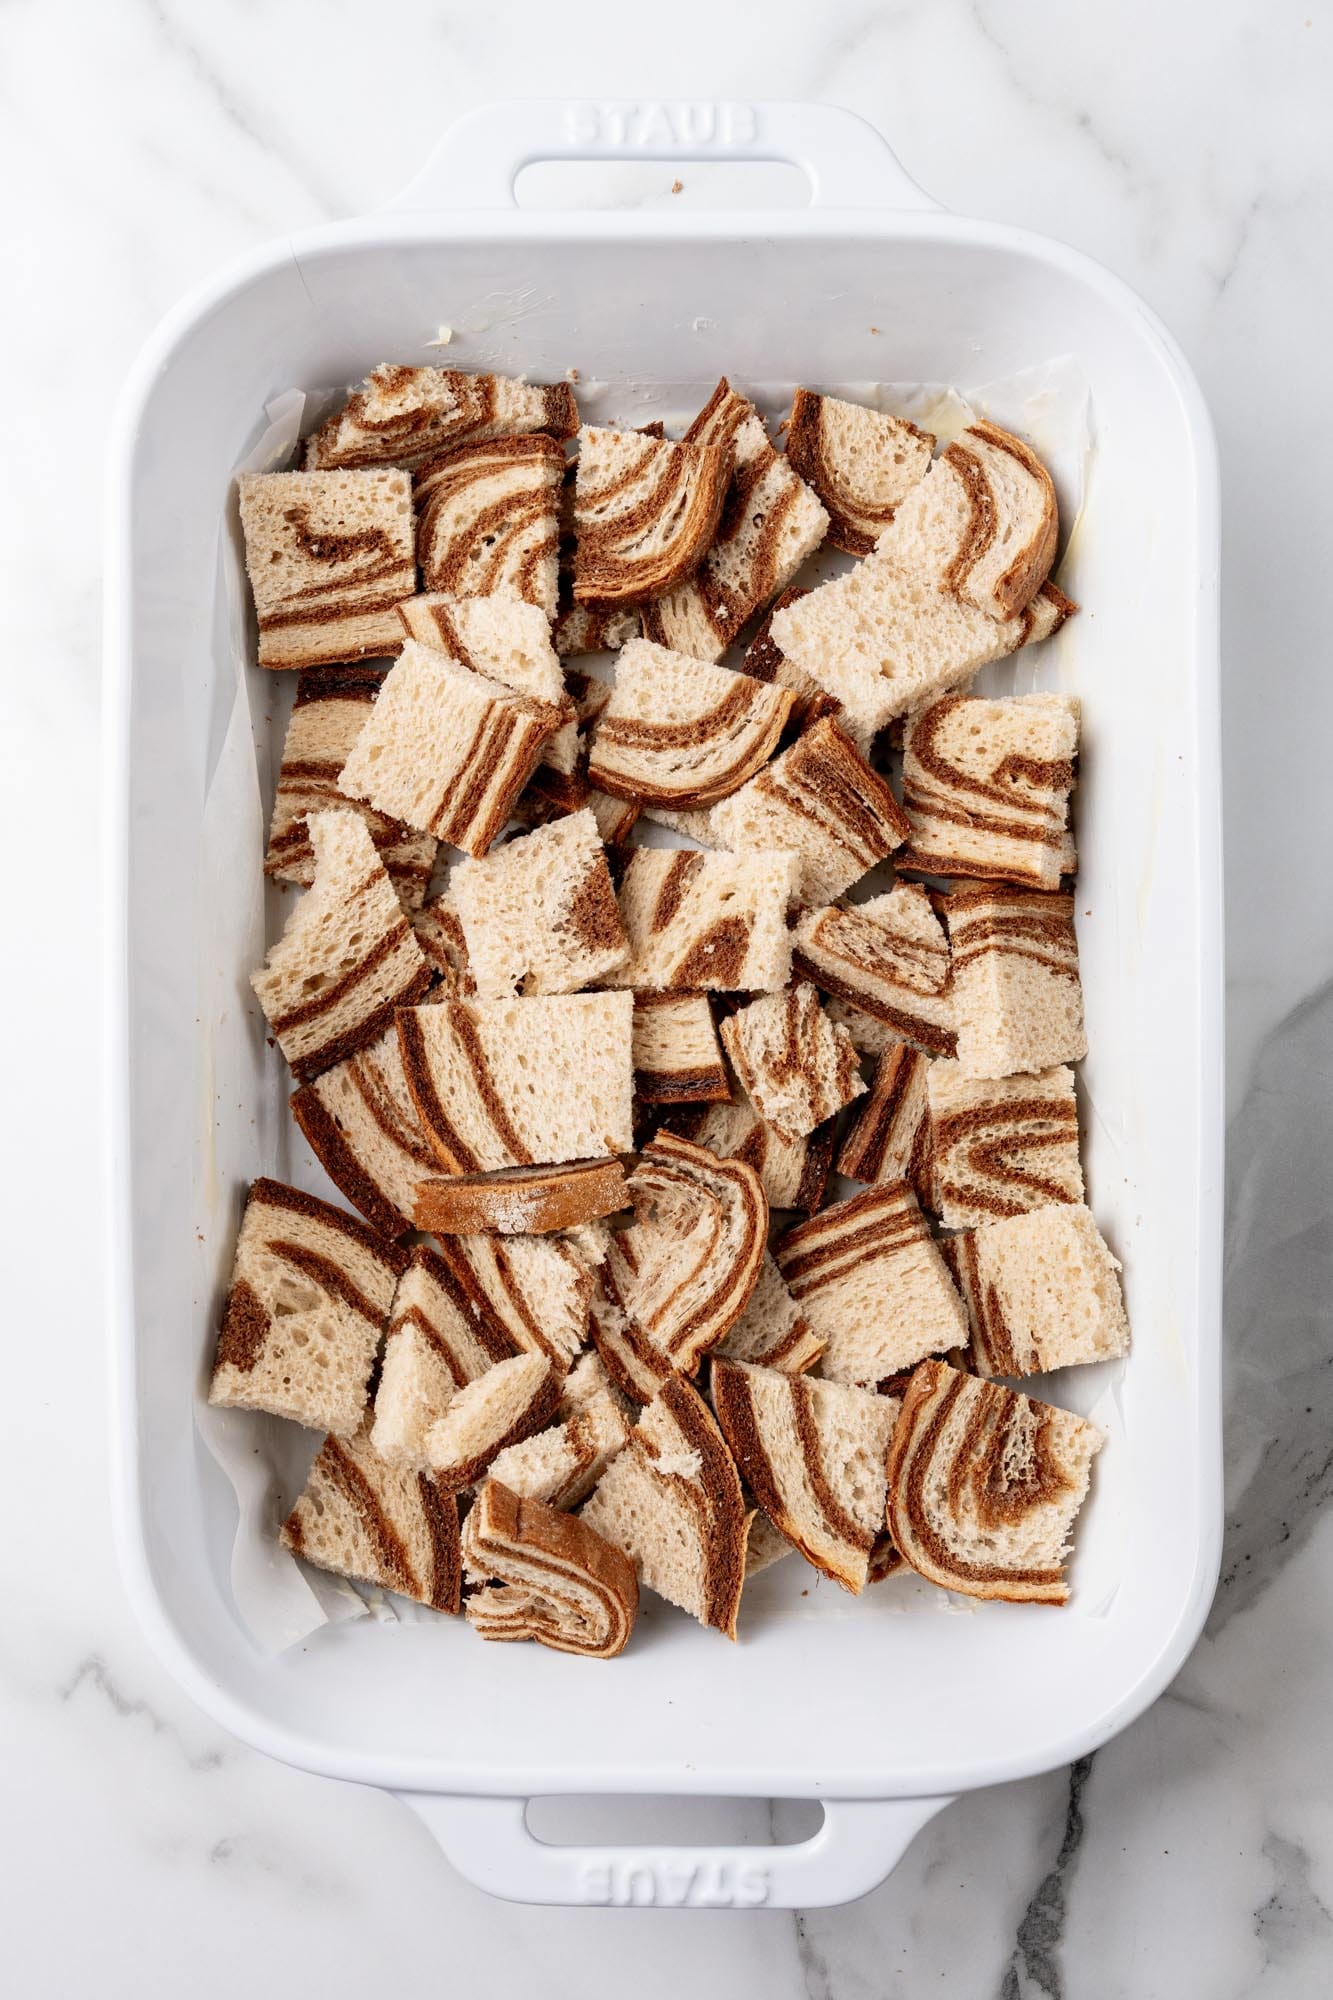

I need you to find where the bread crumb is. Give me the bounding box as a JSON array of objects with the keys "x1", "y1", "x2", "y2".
[
  {"x1": 671, "y1": 179, "x2": 683, "y2": 195},
  {"x1": 567, "y1": 366, "x2": 581, "y2": 383},
  {"x1": 869, "y1": 325, "x2": 881, "y2": 335},
  {"x1": 424, "y1": 325, "x2": 453, "y2": 347}
]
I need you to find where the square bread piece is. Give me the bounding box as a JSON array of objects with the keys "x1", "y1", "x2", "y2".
[
  {"x1": 783, "y1": 389, "x2": 935, "y2": 555},
  {"x1": 886, "y1": 1359, "x2": 1102, "y2": 1604},
  {"x1": 945, "y1": 885, "x2": 1087, "y2": 1077},
  {"x1": 337, "y1": 639, "x2": 563, "y2": 856},
  {"x1": 792, "y1": 883, "x2": 956, "y2": 1059},
  {"x1": 413, "y1": 434, "x2": 565, "y2": 617},
  {"x1": 641, "y1": 380, "x2": 829, "y2": 661},
  {"x1": 836, "y1": 1041, "x2": 933, "y2": 1197},
  {"x1": 397, "y1": 991, "x2": 634, "y2": 1172},
  {"x1": 632, "y1": 991, "x2": 730, "y2": 1104},
  {"x1": 766, "y1": 437, "x2": 1062, "y2": 743},
  {"x1": 927, "y1": 1060, "x2": 1084, "y2": 1229},
  {"x1": 572, "y1": 425, "x2": 730, "y2": 606},
  {"x1": 291, "y1": 1021, "x2": 444, "y2": 1240},
  {"x1": 952, "y1": 1203, "x2": 1129, "y2": 1378},
  {"x1": 775, "y1": 1180, "x2": 968, "y2": 1387},
  {"x1": 209, "y1": 1178, "x2": 408, "y2": 1434},
  {"x1": 740, "y1": 586, "x2": 842, "y2": 730},
  {"x1": 397, "y1": 593, "x2": 578, "y2": 782},
  {"x1": 237, "y1": 468, "x2": 416, "y2": 669},
  {"x1": 439, "y1": 1230, "x2": 596, "y2": 1369},
  {"x1": 281, "y1": 1430, "x2": 462, "y2": 1614},
  {"x1": 706, "y1": 716, "x2": 910, "y2": 905},
  {"x1": 370, "y1": 1244, "x2": 517, "y2": 1469},
  {"x1": 587, "y1": 638, "x2": 793, "y2": 808},
  {"x1": 719, "y1": 981, "x2": 866, "y2": 1141},
  {"x1": 669, "y1": 1095, "x2": 835, "y2": 1214},
  {"x1": 605, "y1": 847, "x2": 799, "y2": 991},
  {"x1": 304, "y1": 363, "x2": 578, "y2": 470},
  {"x1": 263, "y1": 667, "x2": 437, "y2": 907},
  {"x1": 713, "y1": 1252, "x2": 825, "y2": 1373},
  {"x1": 250, "y1": 809, "x2": 432, "y2": 1083},
  {"x1": 452, "y1": 809, "x2": 627, "y2": 999},
  {"x1": 900, "y1": 691, "x2": 1079, "y2": 889}
]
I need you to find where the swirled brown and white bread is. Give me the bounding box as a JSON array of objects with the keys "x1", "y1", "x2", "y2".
[
  {"x1": 425, "y1": 1352, "x2": 563, "y2": 1493},
  {"x1": 944, "y1": 884, "x2": 1086, "y2": 1077},
  {"x1": 766, "y1": 428, "x2": 1067, "y2": 741},
  {"x1": 438, "y1": 1229, "x2": 596, "y2": 1369},
  {"x1": 369, "y1": 1244, "x2": 517, "y2": 1469},
  {"x1": 238, "y1": 468, "x2": 417, "y2": 669},
  {"x1": 250, "y1": 809, "x2": 433, "y2": 1083},
  {"x1": 667, "y1": 1096, "x2": 835, "y2": 1214},
  {"x1": 304, "y1": 363, "x2": 578, "y2": 470},
  {"x1": 554, "y1": 603, "x2": 641, "y2": 657},
  {"x1": 951, "y1": 1203, "x2": 1129, "y2": 1377},
  {"x1": 712, "y1": 1362, "x2": 900, "y2": 1594},
  {"x1": 581, "y1": 1373, "x2": 750, "y2": 1639},
  {"x1": 410, "y1": 888, "x2": 475, "y2": 996},
  {"x1": 705, "y1": 716, "x2": 911, "y2": 906},
  {"x1": 451, "y1": 809, "x2": 628, "y2": 999},
  {"x1": 397, "y1": 991, "x2": 634, "y2": 1172},
  {"x1": 783, "y1": 389, "x2": 935, "y2": 555},
  {"x1": 264, "y1": 667, "x2": 437, "y2": 906},
  {"x1": 775, "y1": 1180, "x2": 968, "y2": 1386},
  {"x1": 209, "y1": 1177, "x2": 408, "y2": 1435},
  {"x1": 792, "y1": 883, "x2": 956, "y2": 1059},
  {"x1": 886, "y1": 1359, "x2": 1103, "y2": 1604},
  {"x1": 572, "y1": 425, "x2": 731, "y2": 605},
  {"x1": 413, "y1": 1157, "x2": 629, "y2": 1237},
  {"x1": 925, "y1": 1060, "x2": 1083, "y2": 1228},
  {"x1": 641, "y1": 380, "x2": 829, "y2": 661},
  {"x1": 719, "y1": 981, "x2": 866, "y2": 1142},
  {"x1": 900, "y1": 692, "x2": 1079, "y2": 889},
  {"x1": 291, "y1": 1020, "x2": 444, "y2": 1239},
  {"x1": 836, "y1": 1042, "x2": 934, "y2": 1198},
  {"x1": 397, "y1": 593, "x2": 580, "y2": 783},
  {"x1": 599, "y1": 1131, "x2": 768, "y2": 1387},
  {"x1": 413, "y1": 435, "x2": 564, "y2": 616},
  {"x1": 281, "y1": 1429, "x2": 462, "y2": 1613},
  {"x1": 463, "y1": 1480, "x2": 639, "y2": 1658},
  {"x1": 337, "y1": 640, "x2": 565, "y2": 856},
  {"x1": 712, "y1": 1253, "x2": 825, "y2": 1373},
  {"x1": 631, "y1": 992, "x2": 730, "y2": 1104},
  {"x1": 604, "y1": 847, "x2": 799, "y2": 992},
  {"x1": 485, "y1": 1384, "x2": 633, "y2": 1511},
  {"x1": 740, "y1": 588, "x2": 842, "y2": 730},
  {"x1": 587, "y1": 639, "x2": 794, "y2": 808}
]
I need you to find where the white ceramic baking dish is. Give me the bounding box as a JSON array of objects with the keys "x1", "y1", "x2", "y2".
[{"x1": 105, "y1": 100, "x2": 1223, "y2": 1909}]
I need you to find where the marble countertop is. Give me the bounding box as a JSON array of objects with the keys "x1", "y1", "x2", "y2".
[{"x1": 8, "y1": 2, "x2": 1332, "y2": 1993}]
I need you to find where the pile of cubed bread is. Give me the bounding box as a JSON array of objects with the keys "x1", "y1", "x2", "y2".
[{"x1": 211, "y1": 362, "x2": 1128, "y2": 1660}]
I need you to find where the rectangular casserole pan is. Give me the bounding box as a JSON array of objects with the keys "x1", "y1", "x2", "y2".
[{"x1": 105, "y1": 99, "x2": 1223, "y2": 1909}]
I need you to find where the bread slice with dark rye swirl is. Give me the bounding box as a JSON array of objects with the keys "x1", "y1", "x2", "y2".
[
  {"x1": 712, "y1": 1361, "x2": 900, "y2": 1593},
  {"x1": 587, "y1": 638, "x2": 793, "y2": 808},
  {"x1": 900, "y1": 690, "x2": 1079, "y2": 890},
  {"x1": 291, "y1": 1019, "x2": 446, "y2": 1240},
  {"x1": 249, "y1": 809, "x2": 433, "y2": 1084},
  {"x1": 666, "y1": 1094, "x2": 835, "y2": 1214},
  {"x1": 943, "y1": 883, "x2": 1086, "y2": 1078},
  {"x1": 237, "y1": 468, "x2": 417, "y2": 670},
  {"x1": 304, "y1": 363, "x2": 578, "y2": 470},
  {"x1": 886, "y1": 1360, "x2": 1103, "y2": 1604},
  {"x1": 281, "y1": 1429, "x2": 462, "y2": 1613},
  {"x1": 719, "y1": 980, "x2": 866, "y2": 1142},
  {"x1": 414, "y1": 434, "x2": 565, "y2": 617},
  {"x1": 572, "y1": 424, "x2": 731, "y2": 606},
  {"x1": 631, "y1": 991, "x2": 731, "y2": 1106},
  {"x1": 599, "y1": 1130, "x2": 768, "y2": 1386},
  {"x1": 925, "y1": 1059, "x2": 1083, "y2": 1228},
  {"x1": 581, "y1": 1373, "x2": 750, "y2": 1639},
  {"x1": 783, "y1": 389, "x2": 935, "y2": 555},
  {"x1": 792, "y1": 883, "x2": 956, "y2": 1060},
  {"x1": 641, "y1": 380, "x2": 829, "y2": 662},
  {"x1": 369, "y1": 1243, "x2": 517, "y2": 1469},
  {"x1": 485, "y1": 1385, "x2": 633, "y2": 1512},
  {"x1": 209, "y1": 1176, "x2": 408, "y2": 1436},
  {"x1": 836, "y1": 1041, "x2": 934, "y2": 1199},
  {"x1": 425, "y1": 1352, "x2": 563, "y2": 1494},
  {"x1": 463, "y1": 1480, "x2": 639, "y2": 1658},
  {"x1": 712, "y1": 1253, "x2": 825, "y2": 1374},
  {"x1": 264, "y1": 667, "x2": 436, "y2": 907}
]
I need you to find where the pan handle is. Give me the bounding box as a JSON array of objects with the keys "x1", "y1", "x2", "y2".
[
  {"x1": 387, "y1": 99, "x2": 939, "y2": 214},
  {"x1": 396, "y1": 1791, "x2": 953, "y2": 1908}
]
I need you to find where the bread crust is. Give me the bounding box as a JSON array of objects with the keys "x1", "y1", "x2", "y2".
[
  {"x1": 413, "y1": 1158, "x2": 630, "y2": 1236},
  {"x1": 464, "y1": 1480, "x2": 639, "y2": 1658}
]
